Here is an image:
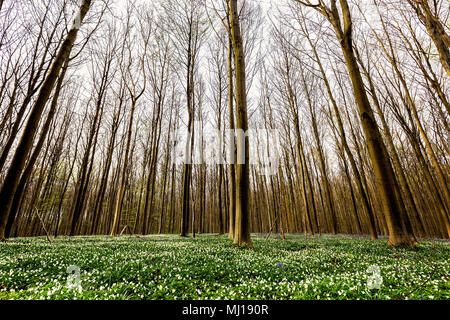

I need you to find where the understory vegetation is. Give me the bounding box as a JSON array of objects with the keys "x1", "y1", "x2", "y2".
[{"x1": 0, "y1": 234, "x2": 448, "y2": 300}]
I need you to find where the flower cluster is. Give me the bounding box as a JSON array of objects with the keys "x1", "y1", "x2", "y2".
[{"x1": 0, "y1": 234, "x2": 448, "y2": 300}]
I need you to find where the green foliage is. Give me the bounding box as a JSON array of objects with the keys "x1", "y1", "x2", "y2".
[{"x1": 0, "y1": 234, "x2": 448, "y2": 300}]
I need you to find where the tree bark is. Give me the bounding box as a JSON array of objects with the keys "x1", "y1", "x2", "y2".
[
  {"x1": 230, "y1": 0, "x2": 252, "y2": 248},
  {"x1": 0, "y1": 0, "x2": 92, "y2": 240}
]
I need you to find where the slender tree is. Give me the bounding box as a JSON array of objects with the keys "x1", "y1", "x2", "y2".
[{"x1": 0, "y1": 0, "x2": 92, "y2": 240}]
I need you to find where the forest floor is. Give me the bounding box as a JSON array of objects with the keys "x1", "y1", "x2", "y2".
[{"x1": 0, "y1": 234, "x2": 448, "y2": 300}]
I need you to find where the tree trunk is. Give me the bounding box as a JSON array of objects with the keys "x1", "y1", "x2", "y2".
[
  {"x1": 230, "y1": 0, "x2": 252, "y2": 248},
  {"x1": 0, "y1": 0, "x2": 92, "y2": 240},
  {"x1": 322, "y1": 0, "x2": 416, "y2": 245}
]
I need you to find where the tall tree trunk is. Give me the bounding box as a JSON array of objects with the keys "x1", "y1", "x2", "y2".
[
  {"x1": 230, "y1": 0, "x2": 252, "y2": 248},
  {"x1": 323, "y1": 0, "x2": 416, "y2": 245},
  {"x1": 226, "y1": 29, "x2": 237, "y2": 239},
  {"x1": 5, "y1": 59, "x2": 69, "y2": 237},
  {"x1": 304, "y1": 30, "x2": 377, "y2": 238},
  {"x1": 407, "y1": 0, "x2": 450, "y2": 76},
  {"x1": 110, "y1": 98, "x2": 137, "y2": 235},
  {"x1": 0, "y1": 0, "x2": 92, "y2": 240}
]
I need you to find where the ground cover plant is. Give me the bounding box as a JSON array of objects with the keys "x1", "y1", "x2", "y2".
[{"x1": 0, "y1": 234, "x2": 448, "y2": 300}]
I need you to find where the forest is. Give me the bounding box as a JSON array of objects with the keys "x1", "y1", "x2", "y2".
[{"x1": 0, "y1": 0, "x2": 448, "y2": 302}]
